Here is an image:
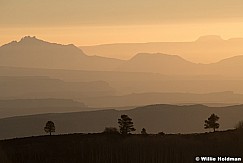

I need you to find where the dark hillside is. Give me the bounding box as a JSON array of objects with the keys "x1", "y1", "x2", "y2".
[{"x1": 0, "y1": 130, "x2": 243, "y2": 163}]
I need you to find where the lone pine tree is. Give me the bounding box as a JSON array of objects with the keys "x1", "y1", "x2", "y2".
[
  {"x1": 118, "y1": 115, "x2": 136, "y2": 135},
  {"x1": 44, "y1": 121, "x2": 55, "y2": 135},
  {"x1": 204, "y1": 114, "x2": 220, "y2": 132}
]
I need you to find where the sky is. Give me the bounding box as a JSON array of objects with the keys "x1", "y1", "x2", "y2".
[{"x1": 1, "y1": 0, "x2": 243, "y2": 46}]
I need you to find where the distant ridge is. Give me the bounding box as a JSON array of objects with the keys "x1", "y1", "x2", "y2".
[
  {"x1": 130, "y1": 53, "x2": 188, "y2": 61},
  {"x1": 116, "y1": 53, "x2": 197, "y2": 75},
  {"x1": 195, "y1": 35, "x2": 224, "y2": 42},
  {"x1": 81, "y1": 35, "x2": 243, "y2": 63}
]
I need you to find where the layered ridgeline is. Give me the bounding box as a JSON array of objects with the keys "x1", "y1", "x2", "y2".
[
  {"x1": 1, "y1": 36, "x2": 243, "y2": 76},
  {"x1": 1, "y1": 37, "x2": 243, "y2": 108},
  {"x1": 81, "y1": 35, "x2": 243, "y2": 63},
  {"x1": 2, "y1": 91, "x2": 243, "y2": 117},
  {"x1": 116, "y1": 52, "x2": 243, "y2": 76},
  {"x1": 0, "y1": 104, "x2": 243, "y2": 139}
]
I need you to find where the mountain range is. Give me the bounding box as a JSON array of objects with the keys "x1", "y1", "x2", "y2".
[
  {"x1": 1, "y1": 37, "x2": 243, "y2": 140},
  {"x1": 1, "y1": 36, "x2": 243, "y2": 77},
  {"x1": 81, "y1": 35, "x2": 243, "y2": 63}
]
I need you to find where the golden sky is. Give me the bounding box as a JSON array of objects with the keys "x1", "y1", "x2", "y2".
[{"x1": 1, "y1": 0, "x2": 243, "y2": 46}]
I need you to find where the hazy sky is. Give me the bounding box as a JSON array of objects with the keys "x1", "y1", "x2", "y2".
[{"x1": 1, "y1": 0, "x2": 243, "y2": 45}]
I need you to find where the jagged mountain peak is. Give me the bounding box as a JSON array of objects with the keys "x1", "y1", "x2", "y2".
[
  {"x1": 2, "y1": 36, "x2": 74, "y2": 48},
  {"x1": 0, "y1": 37, "x2": 124, "y2": 70}
]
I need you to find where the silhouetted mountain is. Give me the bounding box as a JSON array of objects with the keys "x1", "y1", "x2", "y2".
[
  {"x1": 3, "y1": 38, "x2": 243, "y2": 98},
  {"x1": 81, "y1": 35, "x2": 243, "y2": 63},
  {"x1": 0, "y1": 36, "x2": 124, "y2": 70},
  {"x1": 1, "y1": 104, "x2": 243, "y2": 139},
  {"x1": 3, "y1": 37, "x2": 243, "y2": 77}
]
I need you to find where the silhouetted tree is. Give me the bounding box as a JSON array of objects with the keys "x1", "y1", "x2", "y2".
[
  {"x1": 103, "y1": 127, "x2": 120, "y2": 134},
  {"x1": 235, "y1": 120, "x2": 243, "y2": 130},
  {"x1": 118, "y1": 115, "x2": 136, "y2": 135},
  {"x1": 141, "y1": 128, "x2": 148, "y2": 135},
  {"x1": 44, "y1": 121, "x2": 55, "y2": 135},
  {"x1": 204, "y1": 114, "x2": 219, "y2": 132}
]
